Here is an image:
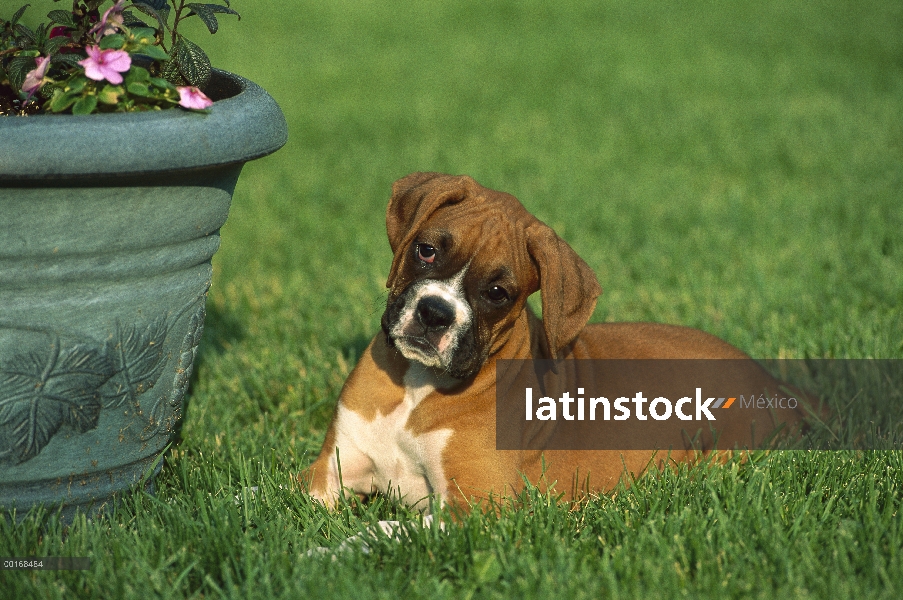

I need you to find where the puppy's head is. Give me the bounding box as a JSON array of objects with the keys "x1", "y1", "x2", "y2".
[{"x1": 380, "y1": 172, "x2": 601, "y2": 379}]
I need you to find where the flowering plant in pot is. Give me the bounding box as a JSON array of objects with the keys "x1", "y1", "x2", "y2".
[
  {"x1": 0, "y1": 1, "x2": 287, "y2": 520},
  {"x1": 1, "y1": 0, "x2": 238, "y2": 115}
]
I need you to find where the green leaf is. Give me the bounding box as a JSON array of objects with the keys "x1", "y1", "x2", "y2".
[
  {"x1": 143, "y1": 1, "x2": 171, "y2": 21},
  {"x1": 99, "y1": 33, "x2": 126, "y2": 50},
  {"x1": 138, "y1": 44, "x2": 168, "y2": 61},
  {"x1": 10, "y1": 4, "x2": 29, "y2": 27},
  {"x1": 121, "y1": 10, "x2": 150, "y2": 29},
  {"x1": 51, "y1": 53, "x2": 82, "y2": 69},
  {"x1": 72, "y1": 94, "x2": 98, "y2": 115},
  {"x1": 135, "y1": 0, "x2": 169, "y2": 10},
  {"x1": 125, "y1": 66, "x2": 151, "y2": 84},
  {"x1": 126, "y1": 81, "x2": 151, "y2": 97},
  {"x1": 160, "y1": 57, "x2": 186, "y2": 86},
  {"x1": 34, "y1": 22, "x2": 50, "y2": 42},
  {"x1": 65, "y1": 76, "x2": 87, "y2": 94},
  {"x1": 7, "y1": 56, "x2": 35, "y2": 93},
  {"x1": 200, "y1": 4, "x2": 241, "y2": 19},
  {"x1": 14, "y1": 23, "x2": 37, "y2": 45},
  {"x1": 43, "y1": 35, "x2": 69, "y2": 56},
  {"x1": 186, "y1": 4, "x2": 219, "y2": 35},
  {"x1": 174, "y1": 36, "x2": 211, "y2": 87},
  {"x1": 131, "y1": 3, "x2": 168, "y2": 32},
  {"x1": 46, "y1": 9, "x2": 76, "y2": 28},
  {"x1": 130, "y1": 27, "x2": 158, "y2": 45},
  {"x1": 49, "y1": 88, "x2": 78, "y2": 112},
  {"x1": 97, "y1": 84, "x2": 123, "y2": 105},
  {"x1": 149, "y1": 76, "x2": 176, "y2": 90}
]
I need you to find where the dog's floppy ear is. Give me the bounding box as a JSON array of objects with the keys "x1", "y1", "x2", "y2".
[
  {"x1": 385, "y1": 172, "x2": 473, "y2": 289},
  {"x1": 526, "y1": 223, "x2": 602, "y2": 358}
]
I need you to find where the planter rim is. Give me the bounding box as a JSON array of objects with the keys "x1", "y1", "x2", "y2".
[{"x1": 0, "y1": 69, "x2": 287, "y2": 181}]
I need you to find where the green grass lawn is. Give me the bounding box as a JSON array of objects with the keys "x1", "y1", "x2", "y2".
[{"x1": 4, "y1": 0, "x2": 903, "y2": 597}]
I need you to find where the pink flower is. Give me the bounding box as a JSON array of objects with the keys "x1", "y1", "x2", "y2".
[
  {"x1": 78, "y1": 45, "x2": 131, "y2": 84},
  {"x1": 177, "y1": 86, "x2": 213, "y2": 110},
  {"x1": 89, "y1": 0, "x2": 125, "y2": 39},
  {"x1": 22, "y1": 56, "x2": 51, "y2": 97}
]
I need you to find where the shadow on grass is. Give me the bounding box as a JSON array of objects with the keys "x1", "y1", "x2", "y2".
[{"x1": 199, "y1": 301, "x2": 247, "y2": 356}]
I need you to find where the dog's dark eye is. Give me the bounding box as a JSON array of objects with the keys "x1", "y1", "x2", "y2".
[
  {"x1": 485, "y1": 285, "x2": 510, "y2": 304},
  {"x1": 417, "y1": 243, "x2": 436, "y2": 264}
]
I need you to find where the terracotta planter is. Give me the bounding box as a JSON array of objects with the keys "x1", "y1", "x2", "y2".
[{"x1": 0, "y1": 70, "x2": 286, "y2": 519}]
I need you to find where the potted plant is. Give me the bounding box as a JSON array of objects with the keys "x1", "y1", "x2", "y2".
[{"x1": 0, "y1": 1, "x2": 287, "y2": 520}]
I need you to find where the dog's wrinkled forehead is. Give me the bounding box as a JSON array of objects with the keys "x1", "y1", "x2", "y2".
[
  {"x1": 385, "y1": 173, "x2": 540, "y2": 291},
  {"x1": 425, "y1": 205, "x2": 535, "y2": 271}
]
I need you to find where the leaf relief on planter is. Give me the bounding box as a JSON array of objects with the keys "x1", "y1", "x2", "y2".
[{"x1": 0, "y1": 296, "x2": 206, "y2": 466}]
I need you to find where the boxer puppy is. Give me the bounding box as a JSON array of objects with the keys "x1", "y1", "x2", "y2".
[{"x1": 302, "y1": 172, "x2": 805, "y2": 511}]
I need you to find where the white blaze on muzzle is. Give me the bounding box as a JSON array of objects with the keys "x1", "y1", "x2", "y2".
[{"x1": 389, "y1": 266, "x2": 472, "y2": 370}]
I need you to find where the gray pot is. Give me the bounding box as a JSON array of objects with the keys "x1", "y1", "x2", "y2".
[{"x1": 0, "y1": 70, "x2": 287, "y2": 520}]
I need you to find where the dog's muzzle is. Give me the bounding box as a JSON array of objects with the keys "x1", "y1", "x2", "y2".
[{"x1": 382, "y1": 277, "x2": 478, "y2": 378}]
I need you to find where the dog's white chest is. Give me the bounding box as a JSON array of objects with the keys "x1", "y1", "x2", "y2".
[{"x1": 331, "y1": 366, "x2": 453, "y2": 509}]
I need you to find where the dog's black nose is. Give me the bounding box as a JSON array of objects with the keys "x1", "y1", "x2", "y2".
[{"x1": 416, "y1": 296, "x2": 456, "y2": 330}]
